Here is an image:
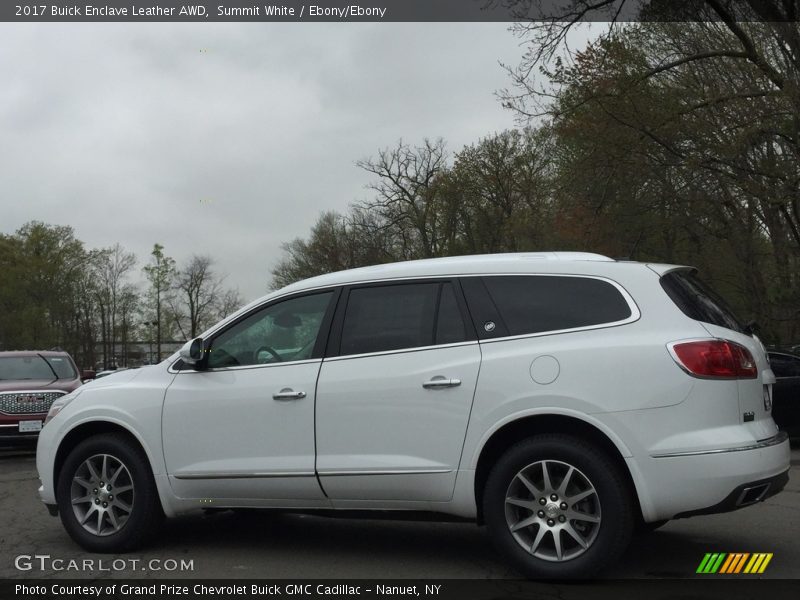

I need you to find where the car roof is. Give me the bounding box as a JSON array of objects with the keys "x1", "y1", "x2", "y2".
[
  {"x1": 276, "y1": 252, "x2": 687, "y2": 296},
  {"x1": 281, "y1": 252, "x2": 611, "y2": 293},
  {"x1": 183, "y1": 252, "x2": 687, "y2": 349},
  {"x1": 0, "y1": 350, "x2": 72, "y2": 358}
]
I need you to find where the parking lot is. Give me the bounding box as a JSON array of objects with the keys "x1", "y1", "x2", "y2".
[{"x1": 1, "y1": 442, "x2": 798, "y2": 580}]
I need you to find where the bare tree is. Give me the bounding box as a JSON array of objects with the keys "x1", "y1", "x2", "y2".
[
  {"x1": 95, "y1": 244, "x2": 136, "y2": 369},
  {"x1": 356, "y1": 138, "x2": 450, "y2": 259},
  {"x1": 171, "y1": 255, "x2": 225, "y2": 339},
  {"x1": 214, "y1": 288, "x2": 244, "y2": 322}
]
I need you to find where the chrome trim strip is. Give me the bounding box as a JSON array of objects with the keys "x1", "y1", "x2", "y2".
[
  {"x1": 324, "y1": 341, "x2": 477, "y2": 363},
  {"x1": 477, "y1": 316, "x2": 639, "y2": 345},
  {"x1": 0, "y1": 390, "x2": 69, "y2": 394},
  {"x1": 170, "y1": 358, "x2": 321, "y2": 375},
  {"x1": 318, "y1": 469, "x2": 452, "y2": 476},
  {"x1": 175, "y1": 468, "x2": 452, "y2": 480},
  {"x1": 736, "y1": 484, "x2": 770, "y2": 507},
  {"x1": 173, "y1": 471, "x2": 316, "y2": 480},
  {"x1": 170, "y1": 271, "x2": 638, "y2": 370},
  {"x1": 0, "y1": 424, "x2": 21, "y2": 428},
  {"x1": 665, "y1": 338, "x2": 758, "y2": 380},
  {"x1": 651, "y1": 431, "x2": 789, "y2": 458}
]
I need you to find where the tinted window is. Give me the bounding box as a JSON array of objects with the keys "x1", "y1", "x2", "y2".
[
  {"x1": 660, "y1": 271, "x2": 746, "y2": 334},
  {"x1": 770, "y1": 354, "x2": 800, "y2": 378},
  {"x1": 208, "y1": 292, "x2": 333, "y2": 368},
  {"x1": 340, "y1": 282, "x2": 467, "y2": 356},
  {"x1": 481, "y1": 276, "x2": 632, "y2": 336},
  {"x1": 436, "y1": 283, "x2": 467, "y2": 344}
]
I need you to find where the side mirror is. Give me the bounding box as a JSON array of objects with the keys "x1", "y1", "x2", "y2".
[
  {"x1": 81, "y1": 369, "x2": 96, "y2": 381},
  {"x1": 179, "y1": 337, "x2": 205, "y2": 365}
]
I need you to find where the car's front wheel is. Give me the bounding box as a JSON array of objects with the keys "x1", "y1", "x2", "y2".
[
  {"x1": 56, "y1": 433, "x2": 162, "y2": 552},
  {"x1": 483, "y1": 434, "x2": 634, "y2": 579}
]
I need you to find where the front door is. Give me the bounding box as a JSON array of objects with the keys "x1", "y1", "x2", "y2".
[{"x1": 162, "y1": 290, "x2": 336, "y2": 503}]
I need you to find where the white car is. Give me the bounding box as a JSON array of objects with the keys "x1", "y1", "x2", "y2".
[{"x1": 36, "y1": 252, "x2": 790, "y2": 578}]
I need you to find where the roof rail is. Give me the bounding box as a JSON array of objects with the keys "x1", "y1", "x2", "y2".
[{"x1": 495, "y1": 252, "x2": 613, "y2": 262}]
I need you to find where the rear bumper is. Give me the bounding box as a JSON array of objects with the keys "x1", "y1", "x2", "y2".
[
  {"x1": 674, "y1": 469, "x2": 789, "y2": 518},
  {"x1": 630, "y1": 431, "x2": 791, "y2": 521}
]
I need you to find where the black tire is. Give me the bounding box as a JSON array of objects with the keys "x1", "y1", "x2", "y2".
[
  {"x1": 483, "y1": 434, "x2": 634, "y2": 579},
  {"x1": 56, "y1": 433, "x2": 163, "y2": 552}
]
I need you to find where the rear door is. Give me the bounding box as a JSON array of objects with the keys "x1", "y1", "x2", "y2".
[{"x1": 314, "y1": 280, "x2": 481, "y2": 503}]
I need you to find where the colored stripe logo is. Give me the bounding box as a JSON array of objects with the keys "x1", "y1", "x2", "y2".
[{"x1": 697, "y1": 553, "x2": 773, "y2": 574}]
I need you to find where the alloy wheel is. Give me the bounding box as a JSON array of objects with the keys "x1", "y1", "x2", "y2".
[
  {"x1": 504, "y1": 459, "x2": 601, "y2": 561},
  {"x1": 70, "y1": 453, "x2": 134, "y2": 536}
]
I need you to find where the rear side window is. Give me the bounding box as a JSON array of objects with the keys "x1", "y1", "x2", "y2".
[
  {"x1": 660, "y1": 270, "x2": 746, "y2": 334},
  {"x1": 481, "y1": 276, "x2": 633, "y2": 336},
  {"x1": 340, "y1": 282, "x2": 468, "y2": 355}
]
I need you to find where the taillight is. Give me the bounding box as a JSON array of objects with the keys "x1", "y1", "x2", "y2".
[{"x1": 669, "y1": 340, "x2": 758, "y2": 379}]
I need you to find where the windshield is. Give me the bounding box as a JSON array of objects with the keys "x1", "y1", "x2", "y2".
[{"x1": 0, "y1": 355, "x2": 77, "y2": 381}]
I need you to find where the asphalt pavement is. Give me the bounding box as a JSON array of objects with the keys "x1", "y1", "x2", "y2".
[{"x1": 1, "y1": 442, "x2": 798, "y2": 580}]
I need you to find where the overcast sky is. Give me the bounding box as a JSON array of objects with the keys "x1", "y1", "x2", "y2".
[{"x1": 1, "y1": 23, "x2": 543, "y2": 302}]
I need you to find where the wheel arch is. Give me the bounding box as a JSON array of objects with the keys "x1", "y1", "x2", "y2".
[
  {"x1": 472, "y1": 413, "x2": 642, "y2": 524},
  {"x1": 53, "y1": 419, "x2": 166, "y2": 512}
]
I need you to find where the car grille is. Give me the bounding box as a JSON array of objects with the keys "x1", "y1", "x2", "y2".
[{"x1": 0, "y1": 391, "x2": 66, "y2": 415}]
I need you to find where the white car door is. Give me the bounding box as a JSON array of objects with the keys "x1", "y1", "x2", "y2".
[
  {"x1": 315, "y1": 281, "x2": 481, "y2": 503},
  {"x1": 162, "y1": 290, "x2": 337, "y2": 503}
]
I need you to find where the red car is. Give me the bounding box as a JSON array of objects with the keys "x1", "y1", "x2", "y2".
[{"x1": 0, "y1": 351, "x2": 82, "y2": 439}]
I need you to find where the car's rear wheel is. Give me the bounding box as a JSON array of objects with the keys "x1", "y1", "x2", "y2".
[
  {"x1": 483, "y1": 434, "x2": 634, "y2": 579},
  {"x1": 56, "y1": 433, "x2": 162, "y2": 552}
]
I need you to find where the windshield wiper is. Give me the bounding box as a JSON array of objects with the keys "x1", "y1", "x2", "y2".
[{"x1": 37, "y1": 353, "x2": 60, "y2": 380}]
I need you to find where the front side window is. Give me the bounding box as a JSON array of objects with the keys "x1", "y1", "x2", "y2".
[
  {"x1": 482, "y1": 275, "x2": 633, "y2": 336},
  {"x1": 207, "y1": 292, "x2": 333, "y2": 368},
  {"x1": 339, "y1": 282, "x2": 467, "y2": 356}
]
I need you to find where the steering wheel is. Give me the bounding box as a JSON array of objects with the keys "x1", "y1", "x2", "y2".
[
  {"x1": 254, "y1": 345, "x2": 283, "y2": 364},
  {"x1": 291, "y1": 338, "x2": 316, "y2": 360}
]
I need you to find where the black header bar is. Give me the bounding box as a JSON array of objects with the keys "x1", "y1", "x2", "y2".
[{"x1": 2, "y1": 1, "x2": 799, "y2": 23}]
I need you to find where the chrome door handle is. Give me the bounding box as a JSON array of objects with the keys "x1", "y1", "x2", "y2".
[
  {"x1": 422, "y1": 377, "x2": 461, "y2": 389},
  {"x1": 272, "y1": 388, "x2": 306, "y2": 401}
]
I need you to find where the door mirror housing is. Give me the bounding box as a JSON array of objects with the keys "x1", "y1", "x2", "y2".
[{"x1": 179, "y1": 338, "x2": 205, "y2": 365}]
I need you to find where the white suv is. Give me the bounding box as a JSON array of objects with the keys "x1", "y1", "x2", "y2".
[{"x1": 36, "y1": 252, "x2": 790, "y2": 578}]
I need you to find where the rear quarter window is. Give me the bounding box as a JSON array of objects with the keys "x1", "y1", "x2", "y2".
[{"x1": 481, "y1": 275, "x2": 633, "y2": 336}]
